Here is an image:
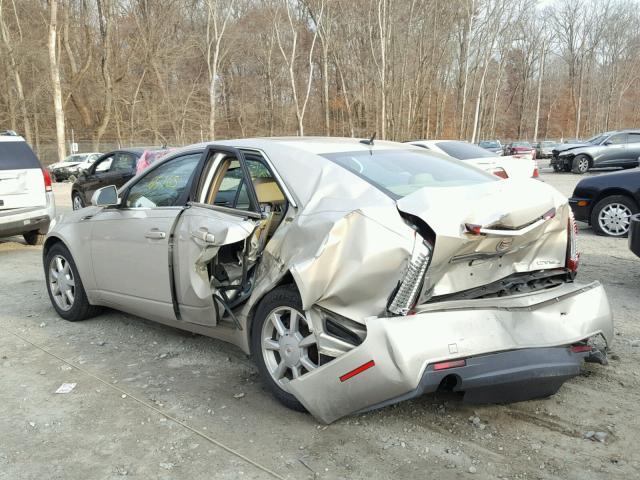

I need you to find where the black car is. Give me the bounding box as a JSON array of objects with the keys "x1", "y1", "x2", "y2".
[
  {"x1": 629, "y1": 214, "x2": 640, "y2": 257},
  {"x1": 569, "y1": 169, "x2": 640, "y2": 237},
  {"x1": 71, "y1": 148, "x2": 148, "y2": 210}
]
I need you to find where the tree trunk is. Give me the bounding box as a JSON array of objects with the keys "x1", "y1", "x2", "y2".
[{"x1": 48, "y1": 0, "x2": 66, "y2": 161}]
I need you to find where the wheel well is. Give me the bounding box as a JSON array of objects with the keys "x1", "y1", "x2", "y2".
[
  {"x1": 43, "y1": 236, "x2": 65, "y2": 258},
  {"x1": 246, "y1": 271, "x2": 299, "y2": 345},
  {"x1": 592, "y1": 189, "x2": 638, "y2": 214}
]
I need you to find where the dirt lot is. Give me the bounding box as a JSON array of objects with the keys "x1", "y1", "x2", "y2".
[{"x1": 1, "y1": 168, "x2": 639, "y2": 480}]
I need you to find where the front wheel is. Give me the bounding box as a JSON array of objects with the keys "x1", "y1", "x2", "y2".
[
  {"x1": 590, "y1": 195, "x2": 638, "y2": 237},
  {"x1": 23, "y1": 230, "x2": 45, "y2": 245},
  {"x1": 571, "y1": 155, "x2": 590, "y2": 174},
  {"x1": 44, "y1": 243, "x2": 102, "y2": 321},
  {"x1": 251, "y1": 286, "x2": 321, "y2": 412}
]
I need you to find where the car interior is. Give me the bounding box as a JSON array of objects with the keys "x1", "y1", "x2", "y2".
[{"x1": 199, "y1": 152, "x2": 287, "y2": 313}]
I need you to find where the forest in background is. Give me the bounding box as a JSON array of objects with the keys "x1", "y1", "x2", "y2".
[{"x1": 1, "y1": 0, "x2": 640, "y2": 161}]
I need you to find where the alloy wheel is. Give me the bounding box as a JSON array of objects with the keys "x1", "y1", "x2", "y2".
[
  {"x1": 598, "y1": 203, "x2": 632, "y2": 236},
  {"x1": 577, "y1": 157, "x2": 589, "y2": 173},
  {"x1": 72, "y1": 194, "x2": 83, "y2": 210},
  {"x1": 49, "y1": 254, "x2": 76, "y2": 311},
  {"x1": 261, "y1": 306, "x2": 319, "y2": 391}
]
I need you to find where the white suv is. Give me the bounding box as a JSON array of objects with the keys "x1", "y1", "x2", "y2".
[{"x1": 0, "y1": 132, "x2": 56, "y2": 245}]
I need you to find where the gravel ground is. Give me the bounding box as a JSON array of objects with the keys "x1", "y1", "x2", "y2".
[{"x1": 1, "y1": 170, "x2": 639, "y2": 480}]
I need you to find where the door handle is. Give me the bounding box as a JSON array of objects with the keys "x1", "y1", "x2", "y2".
[
  {"x1": 191, "y1": 228, "x2": 216, "y2": 245},
  {"x1": 145, "y1": 229, "x2": 166, "y2": 240}
]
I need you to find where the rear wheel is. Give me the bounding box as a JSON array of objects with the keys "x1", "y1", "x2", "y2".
[
  {"x1": 571, "y1": 155, "x2": 590, "y2": 174},
  {"x1": 44, "y1": 243, "x2": 102, "y2": 321},
  {"x1": 23, "y1": 230, "x2": 45, "y2": 246},
  {"x1": 72, "y1": 192, "x2": 84, "y2": 210},
  {"x1": 251, "y1": 286, "x2": 320, "y2": 412},
  {"x1": 590, "y1": 195, "x2": 638, "y2": 237}
]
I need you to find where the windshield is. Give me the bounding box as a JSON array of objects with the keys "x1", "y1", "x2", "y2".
[
  {"x1": 512, "y1": 142, "x2": 531, "y2": 148},
  {"x1": 322, "y1": 149, "x2": 495, "y2": 199},
  {"x1": 434, "y1": 141, "x2": 495, "y2": 160},
  {"x1": 479, "y1": 141, "x2": 500, "y2": 148},
  {"x1": 587, "y1": 135, "x2": 606, "y2": 145}
]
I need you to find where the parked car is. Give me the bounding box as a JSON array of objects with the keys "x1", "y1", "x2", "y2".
[
  {"x1": 478, "y1": 140, "x2": 503, "y2": 155},
  {"x1": 504, "y1": 141, "x2": 536, "y2": 159},
  {"x1": 0, "y1": 131, "x2": 56, "y2": 245},
  {"x1": 70, "y1": 147, "x2": 165, "y2": 210},
  {"x1": 534, "y1": 141, "x2": 558, "y2": 159},
  {"x1": 408, "y1": 140, "x2": 538, "y2": 179},
  {"x1": 48, "y1": 152, "x2": 101, "y2": 182},
  {"x1": 551, "y1": 130, "x2": 640, "y2": 174},
  {"x1": 629, "y1": 214, "x2": 640, "y2": 257},
  {"x1": 43, "y1": 137, "x2": 612, "y2": 424},
  {"x1": 569, "y1": 169, "x2": 640, "y2": 236},
  {"x1": 74, "y1": 153, "x2": 103, "y2": 174}
]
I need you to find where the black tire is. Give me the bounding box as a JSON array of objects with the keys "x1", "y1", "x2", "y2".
[
  {"x1": 44, "y1": 242, "x2": 102, "y2": 321},
  {"x1": 571, "y1": 155, "x2": 590, "y2": 174},
  {"x1": 251, "y1": 285, "x2": 307, "y2": 412},
  {"x1": 23, "y1": 230, "x2": 45, "y2": 246},
  {"x1": 72, "y1": 192, "x2": 84, "y2": 210},
  {"x1": 590, "y1": 195, "x2": 639, "y2": 237}
]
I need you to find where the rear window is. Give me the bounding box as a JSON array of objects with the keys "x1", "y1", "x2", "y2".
[
  {"x1": 512, "y1": 142, "x2": 532, "y2": 147},
  {"x1": 435, "y1": 141, "x2": 495, "y2": 160},
  {"x1": 479, "y1": 141, "x2": 500, "y2": 148},
  {"x1": 0, "y1": 140, "x2": 41, "y2": 170},
  {"x1": 322, "y1": 149, "x2": 495, "y2": 199}
]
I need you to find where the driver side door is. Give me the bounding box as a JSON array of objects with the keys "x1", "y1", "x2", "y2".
[{"x1": 89, "y1": 152, "x2": 202, "y2": 320}]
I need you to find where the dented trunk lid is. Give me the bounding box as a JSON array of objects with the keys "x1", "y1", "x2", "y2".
[{"x1": 396, "y1": 178, "x2": 569, "y2": 297}]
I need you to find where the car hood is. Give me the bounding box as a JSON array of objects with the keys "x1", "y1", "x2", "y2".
[
  {"x1": 396, "y1": 178, "x2": 569, "y2": 298},
  {"x1": 553, "y1": 142, "x2": 590, "y2": 154},
  {"x1": 49, "y1": 161, "x2": 82, "y2": 169}
]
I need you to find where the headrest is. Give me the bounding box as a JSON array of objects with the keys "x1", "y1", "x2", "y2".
[{"x1": 254, "y1": 178, "x2": 285, "y2": 203}]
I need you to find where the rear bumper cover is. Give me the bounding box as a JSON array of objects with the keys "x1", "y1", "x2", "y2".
[
  {"x1": 289, "y1": 281, "x2": 612, "y2": 423},
  {"x1": 0, "y1": 192, "x2": 55, "y2": 237}
]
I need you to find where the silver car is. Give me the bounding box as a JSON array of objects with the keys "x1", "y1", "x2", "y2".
[{"x1": 42, "y1": 138, "x2": 613, "y2": 423}]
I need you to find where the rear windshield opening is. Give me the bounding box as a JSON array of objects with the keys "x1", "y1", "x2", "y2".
[
  {"x1": 0, "y1": 141, "x2": 41, "y2": 170},
  {"x1": 322, "y1": 149, "x2": 495, "y2": 199}
]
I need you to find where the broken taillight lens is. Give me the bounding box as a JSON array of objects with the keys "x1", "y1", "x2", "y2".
[
  {"x1": 566, "y1": 210, "x2": 579, "y2": 273},
  {"x1": 388, "y1": 234, "x2": 433, "y2": 316}
]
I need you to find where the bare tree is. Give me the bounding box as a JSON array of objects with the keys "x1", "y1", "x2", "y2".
[{"x1": 47, "y1": 0, "x2": 66, "y2": 161}]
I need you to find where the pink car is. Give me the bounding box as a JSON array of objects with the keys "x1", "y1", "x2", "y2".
[
  {"x1": 136, "y1": 149, "x2": 173, "y2": 174},
  {"x1": 505, "y1": 141, "x2": 536, "y2": 160}
]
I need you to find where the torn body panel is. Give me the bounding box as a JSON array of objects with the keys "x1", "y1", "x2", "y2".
[{"x1": 288, "y1": 281, "x2": 612, "y2": 424}]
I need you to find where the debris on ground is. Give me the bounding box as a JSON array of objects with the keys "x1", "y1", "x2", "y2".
[{"x1": 55, "y1": 383, "x2": 77, "y2": 394}]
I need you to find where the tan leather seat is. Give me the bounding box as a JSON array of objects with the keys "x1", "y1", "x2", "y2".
[{"x1": 254, "y1": 178, "x2": 285, "y2": 204}]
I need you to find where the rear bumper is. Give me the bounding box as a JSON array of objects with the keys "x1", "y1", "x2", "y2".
[
  {"x1": 289, "y1": 281, "x2": 612, "y2": 423},
  {"x1": 629, "y1": 214, "x2": 640, "y2": 258},
  {"x1": 0, "y1": 192, "x2": 55, "y2": 237}
]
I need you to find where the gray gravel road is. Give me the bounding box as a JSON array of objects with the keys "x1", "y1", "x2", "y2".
[{"x1": 1, "y1": 171, "x2": 639, "y2": 480}]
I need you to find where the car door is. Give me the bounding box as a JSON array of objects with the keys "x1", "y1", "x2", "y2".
[
  {"x1": 625, "y1": 132, "x2": 640, "y2": 166},
  {"x1": 80, "y1": 153, "x2": 115, "y2": 204},
  {"x1": 89, "y1": 152, "x2": 203, "y2": 319},
  {"x1": 598, "y1": 133, "x2": 627, "y2": 166},
  {"x1": 173, "y1": 146, "x2": 264, "y2": 327}
]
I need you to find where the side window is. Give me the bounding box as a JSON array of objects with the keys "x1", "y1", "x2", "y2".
[
  {"x1": 608, "y1": 134, "x2": 626, "y2": 145},
  {"x1": 125, "y1": 153, "x2": 201, "y2": 208},
  {"x1": 94, "y1": 156, "x2": 114, "y2": 173},
  {"x1": 112, "y1": 153, "x2": 137, "y2": 172},
  {"x1": 626, "y1": 133, "x2": 640, "y2": 144}
]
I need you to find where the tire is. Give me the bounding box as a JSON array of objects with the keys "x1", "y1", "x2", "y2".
[
  {"x1": 590, "y1": 195, "x2": 639, "y2": 237},
  {"x1": 571, "y1": 155, "x2": 590, "y2": 174},
  {"x1": 72, "y1": 192, "x2": 85, "y2": 210},
  {"x1": 251, "y1": 285, "x2": 320, "y2": 412},
  {"x1": 23, "y1": 230, "x2": 45, "y2": 246},
  {"x1": 44, "y1": 242, "x2": 102, "y2": 321}
]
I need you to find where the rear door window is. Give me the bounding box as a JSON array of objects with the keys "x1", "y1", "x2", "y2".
[
  {"x1": 435, "y1": 141, "x2": 494, "y2": 160},
  {"x1": 0, "y1": 141, "x2": 41, "y2": 170}
]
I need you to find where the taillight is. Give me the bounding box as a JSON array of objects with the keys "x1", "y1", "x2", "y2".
[
  {"x1": 388, "y1": 233, "x2": 433, "y2": 316},
  {"x1": 566, "y1": 210, "x2": 579, "y2": 273},
  {"x1": 490, "y1": 167, "x2": 508, "y2": 179},
  {"x1": 433, "y1": 359, "x2": 466, "y2": 371},
  {"x1": 532, "y1": 167, "x2": 539, "y2": 178},
  {"x1": 570, "y1": 344, "x2": 592, "y2": 353},
  {"x1": 42, "y1": 168, "x2": 52, "y2": 192}
]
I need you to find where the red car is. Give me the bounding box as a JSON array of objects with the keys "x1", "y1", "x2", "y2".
[{"x1": 505, "y1": 141, "x2": 536, "y2": 160}]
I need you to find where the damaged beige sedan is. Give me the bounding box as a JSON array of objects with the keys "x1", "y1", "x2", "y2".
[{"x1": 43, "y1": 138, "x2": 613, "y2": 423}]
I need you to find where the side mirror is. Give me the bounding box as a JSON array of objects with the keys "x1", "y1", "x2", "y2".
[
  {"x1": 91, "y1": 185, "x2": 120, "y2": 207},
  {"x1": 604, "y1": 141, "x2": 612, "y2": 146}
]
